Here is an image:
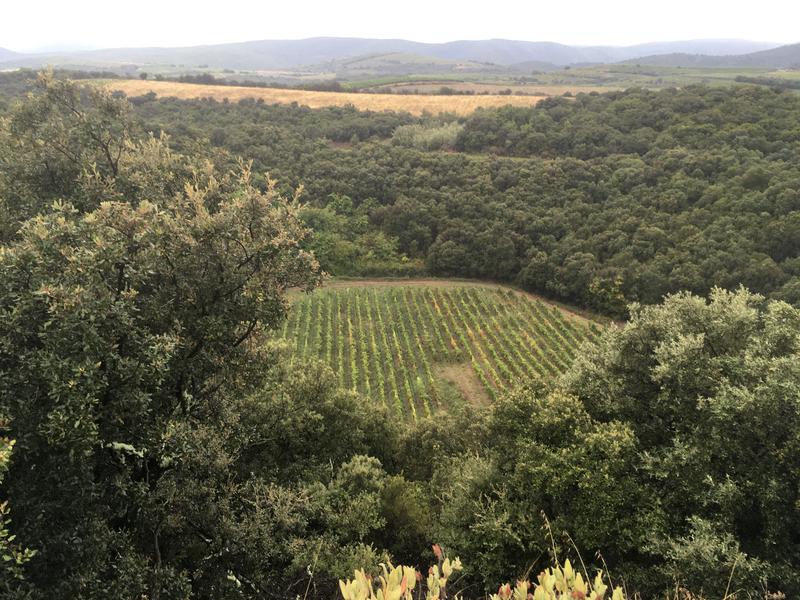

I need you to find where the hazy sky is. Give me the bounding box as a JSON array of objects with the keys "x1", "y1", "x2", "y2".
[{"x1": 1, "y1": 0, "x2": 798, "y2": 52}]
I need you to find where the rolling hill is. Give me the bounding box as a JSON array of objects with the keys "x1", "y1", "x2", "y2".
[
  {"x1": 0, "y1": 47, "x2": 19, "y2": 62},
  {"x1": 628, "y1": 42, "x2": 800, "y2": 68},
  {"x1": 0, "y1": 37, "x2": 786, "y2": 72}
]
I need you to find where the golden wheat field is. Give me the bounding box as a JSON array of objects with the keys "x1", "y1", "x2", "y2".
[{"x1": 94, "y1": 79, "x2": 548, "y2": 115}]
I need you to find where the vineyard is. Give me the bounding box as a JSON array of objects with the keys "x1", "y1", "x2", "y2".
[{"x1": 278, "y1": 284, "x2": 602, "y2": 419}]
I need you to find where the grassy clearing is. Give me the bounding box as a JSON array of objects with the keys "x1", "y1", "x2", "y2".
[
  {"x1": 95, "y1": 79, "x2": 547, "y2": 115},
  {"x1": 278, "y1": 284, "x2": 602, "y2": 418}
]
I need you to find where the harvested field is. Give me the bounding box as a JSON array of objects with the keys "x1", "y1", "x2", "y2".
[{"x1": 96, "y1": 79, "x2": 548, "y2": 115}]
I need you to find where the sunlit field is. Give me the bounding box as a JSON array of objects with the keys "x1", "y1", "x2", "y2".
[{"x1": 97, "y1": 79, "x2": 549, "y2": 115}]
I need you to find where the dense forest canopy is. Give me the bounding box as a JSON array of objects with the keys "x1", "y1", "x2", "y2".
[
  {"x1": 1, "y1": 72, "x2": 800, "y2": 599},
  {"x1": 108, "y1": 83, "x2": 800, "y2": 316}
]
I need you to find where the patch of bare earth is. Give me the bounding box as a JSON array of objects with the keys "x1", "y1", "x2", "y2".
[{"x1": 435, "y1": 362, "x2": 490, "y2": 407}]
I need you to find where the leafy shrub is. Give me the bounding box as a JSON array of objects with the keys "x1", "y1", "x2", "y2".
[
  {"x1": 0, "y1": 428, "x2": 35, "y2": 590},
  {"x1": 338, "y1": 555, "x2": 625, "y2": 600},
  {"x1": 339, "y1": 548, "x2": 462, "y2": 600},
  {"x1": 491, "y1": 560, "x2": 623, "y2": 600}
]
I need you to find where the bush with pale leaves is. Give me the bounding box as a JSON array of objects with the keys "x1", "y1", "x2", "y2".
[
  {"x1": 491, "y1": 560, "x2": 623, "y2": 600},
  {"x1": 339, "y1": 554, "x2": 463, "y2": 600},
  {"x1": 339, "y1": 554, "x2": 627, "y2": 600}
]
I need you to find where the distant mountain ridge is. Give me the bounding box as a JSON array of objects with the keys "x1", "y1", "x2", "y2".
[
  {"x1": 625, "y1": 42, "x2": 800, "y2": 68},
  {"x1": 0, "y1": 47, "x2": 19, "y2": 62},
  {"x1": 0, "y1": 37, "x2": 787, "y2": 71}
]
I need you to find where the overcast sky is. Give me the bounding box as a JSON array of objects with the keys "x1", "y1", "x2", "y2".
[{"x1": 2, "y1": 0, "x2": 798, "y2": 52}]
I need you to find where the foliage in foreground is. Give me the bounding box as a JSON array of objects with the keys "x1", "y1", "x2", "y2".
[
  {"x1": 429, "y1": 288, "x2": 800, "y2": 598},
  {"x1": 339, "y1": 551, "x2": 463, "y2": 600},
  {"x1": 339, "y1": 553, "x2": 624, "y2": 600},
  {"x1": 0, "y1": 429, "x2": 35, "y2": 595},
  {"x1": 0, "y1": 74, "x2": 438, "y2": 600}
]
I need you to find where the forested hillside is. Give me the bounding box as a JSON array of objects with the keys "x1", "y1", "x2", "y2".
[
  {"x1": 121, "y1": 84, "x2": 800, "y2": 316},
  {"x1": 1, "y1": 73, "x2": 800, "y2": 600},
  {"x1": 627, "y1": 42, "x2": 800, "y2": 68}
]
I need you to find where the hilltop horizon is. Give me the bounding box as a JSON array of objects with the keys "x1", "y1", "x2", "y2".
[
  {"x1": 1, "y1": 36, "x2": 795, "y2": 74},
  {"x1": 3, "y1": 35, "x2": 790, "y2": 55}
]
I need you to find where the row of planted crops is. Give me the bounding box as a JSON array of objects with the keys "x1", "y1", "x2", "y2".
[{"x1": 278, "y1": 285, "x2": 602, "y2": 419}]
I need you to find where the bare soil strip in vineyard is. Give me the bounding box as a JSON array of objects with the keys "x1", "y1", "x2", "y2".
[
  {"x1": 435, "y1": 363, "x2": 491, "y2": 408},
  {"x1": 95, "y1": 80, "x2": 548, "y2": 116},
  {"x1": 280, "y1": 279, "x2": 603, "y2": 419}
]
